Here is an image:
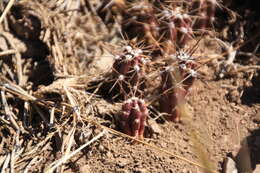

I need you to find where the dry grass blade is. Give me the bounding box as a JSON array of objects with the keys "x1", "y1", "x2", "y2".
[
  {"x1": 0, "y1": 0, "x2": 15, "y2": 24},
  {"x1": 0, "y1": 83, "x2": 36, "y2": 101},
  {"x1": 50, "y1": 107, "x2": 55, "y2": 126},
  {"x1": 9, "y1": 132, "x2": 23, "y2": 173},
  {"x1": 0, "y1": 32, "x2": 24, "y2": 86},
  {"x1": 46, "y1": 130, "x2": 107, "y2": 173},
  {"x1": 23, "y1": 156, "x2": 40, "y2": 173},
  {"x1": 23, "y1": 101, "x2": 30, "y2": 129},
  {"x1": 0, "y1": 49, "x2": 16, "y2": 57},
  {"x1": 64, "y1": 86, "x2": 80, "y2": 125},
  {"x1": 0, "y1": 156, "x2": 6, "y2": 168},
  {"x1": 59, "y1": 126, "x2": 76, "y2": 173},
  {"x1": 1, "y1": 153, "x2": 11, "y2": 173},
  {"x1": 1, "y1": 90, "x2": 20, "y2": 131}
]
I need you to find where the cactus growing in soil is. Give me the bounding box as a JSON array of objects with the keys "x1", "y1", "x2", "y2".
[
  {"x1": 119, "y1": 97, "x2": 148, "y2": 138},
  {"x1": 160, "y1": 51, "x2": 198, "y2": 122},
  {"x1": 97, "y1": 0, "x2": 217, "y2": 135},
  {"x1": 111, "y1": 45, "x2": 147, "y2": 98},
  {"x1": 159, "y1": 6, "x2": 193, "y2": 49},
  {"x1": 122, "y1": 1, "x2": 159, "y2": 45}
]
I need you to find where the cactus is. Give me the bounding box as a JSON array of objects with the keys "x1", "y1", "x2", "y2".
[
  {"x1": 119, "y1": 97, "x2": 148, "y2": 138},
  {"x1": 96, "y1": 0, "x2": 217, "y2": 134},
  {"x1": 159, "y1": 51, "x2": 198, "y2": 122},
  {"x1": 111, "y1": 45, "x2": 147, "y2": 99},
  {"x1": 122, "y1": 1, "x2": 160, "y2": 46},
  {"x1": 159, "y1": 7, "x2": 193, "y2": 49}
]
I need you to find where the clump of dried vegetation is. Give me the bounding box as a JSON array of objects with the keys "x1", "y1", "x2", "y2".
[{"x1": 0, "y1": 0, "x2": 259, "y2": 172}]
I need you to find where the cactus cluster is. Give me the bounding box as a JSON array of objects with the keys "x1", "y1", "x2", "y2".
[{"x1": 98, "y1": 0, "x2": 217, "y2": 138}]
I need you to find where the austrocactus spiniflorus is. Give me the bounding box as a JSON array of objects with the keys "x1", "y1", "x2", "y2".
[
  {"x1": 97, "y1": 0, "x2": 217, "y2": 136},
  {"x1": 159, "y1": 6, "x2": 193, "y2": 49},
  {"x1": 119, "y1": 97, "x2": 148, "y2": 138},
  {"x1": 111, "y1": 45, "x2": 147, "y2": 99},
  {"x1": 160, "y1": 50, "x2": 198, "y2": 122}
]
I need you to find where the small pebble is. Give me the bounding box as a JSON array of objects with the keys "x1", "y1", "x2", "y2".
[
  {"x1": 223, "y1": 157, "x2": 238, "y2": 173},
  {"x1": 116, "y1": 158, "x2": 129, "y2": 168},
  {"x1": 148, "y1": 119, "x2": 162, "y2": 134}
]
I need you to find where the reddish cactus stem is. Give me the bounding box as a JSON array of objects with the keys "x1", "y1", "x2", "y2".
[
  {"x1": 175, "y1": 16, "x2": 185, "y2": 46},
  {"x1": 159, "y1": 71, "x2": 172, "y2": 115},
  {"x1": 168, "y1": 86, "x2": 187, "y2": 121},
  {"x1": 145, "y1": 10, "x2": 159, "y2": 40},
  {"x1": 160, "y1": 51, "x2": 198, "y2": 122},
  {"x1": 205, "y1": 0, "x2": 216, "y2": 24},
  {"x1": 121, "y1": 100, "x2": 133, "y2": 135},
  {"x1": 120, "y1": 60, "x2": 132, "y2": 75},
  {"x1": 169, "y1": 22, "x2": 178, "y2": 43},
  {"x1": 112, "y1": 46, "x2": 145, "y2": 97},
  {"x1": 120, "y1": 98, "x2": 148, "y2": 138},
  {"x1": 198, "y1": 0, "x2": 216, "y2": 30},
  {"x1": 160, "y1": 70, "x2": 175, "y2": 118},
  {"x1": 137, "y1": 99, "x2": 148, "y2": 137},
  {"x1": 166, "y1": 11, "x2": 193, "y2": 47},
  {"x1": 131, "y1": 100, "x2": 141, "y2": 136},
  {"x1": 160, "y1": 70, "x2": 185, "y2": 122}
]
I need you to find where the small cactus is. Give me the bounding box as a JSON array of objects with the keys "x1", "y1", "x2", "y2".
[
  {"x1": 159, "y1": 51, "x2": 197, "y2": 122},
  {"x1": 159, "y1": 7, "x2": 193, "y2": 49},
  {"x1": 122, "y1": 1, "x2": 159, "y2": 46},
  {"x1": 119, "y1": 97, "x2": 148, "y2": 138},
  {"x1": 111, "y1": 45, "x2": 147, "y2": 98}
]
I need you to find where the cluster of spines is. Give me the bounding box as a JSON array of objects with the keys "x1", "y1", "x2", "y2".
[
  {"x1": 112, "y1": 45, "x2": 146, "y2": 98},
  {"x1": 159, "y1": 7, "x2": 193, "y2": 49}
]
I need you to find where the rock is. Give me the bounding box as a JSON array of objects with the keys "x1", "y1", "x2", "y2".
[
  {"x1": 116, "y1": 158, "x2": 129, "y2": 168},
  {"x1": 148, "y1": 119, "x2": 162, "y2": 134},
  {"x1": 223, "y1": 157, "x2": 238, "y2": 173},
  {"x1": 253, "y1": 165, "x2": 260, "y2": 173},
  {"x1": 91, "y1": 50, "x2": 114, "y2": 74}
]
